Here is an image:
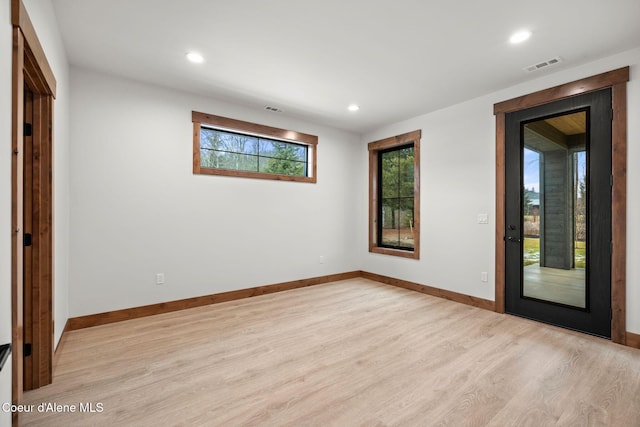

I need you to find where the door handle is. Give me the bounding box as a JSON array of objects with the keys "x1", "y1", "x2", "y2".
[{"x1": 507, "y1": 236, "x2": 521, "y2": 243}]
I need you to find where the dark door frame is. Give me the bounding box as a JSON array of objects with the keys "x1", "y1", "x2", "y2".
[
  {"x1": 11, "y1": 0, "x2": 57, "y2": 422},
  {"x1": 494, "y1": 67, "x2": 629, "y2": 344}
]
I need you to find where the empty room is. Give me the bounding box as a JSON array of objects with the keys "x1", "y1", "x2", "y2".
[{"x1": 2, "y1": 0, "x2": 640, "y2": 425}]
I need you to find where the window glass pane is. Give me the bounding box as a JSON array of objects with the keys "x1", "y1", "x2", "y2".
[
  {"x1": 203, "y1": 151, "x2": 258, "y2": 172},
  {"x1": 398, "y1": 197, "x2": 415, "y2": 249},
  {"x1": 220, "y1": 133, "x2": 258, "y2": 155},
  {"x1": 200, "y1": 149, "x2": 219, "y2": 168},
  {"x1": 522, "y1": 111, "x2": 587, "y2": 309},
  {"x1": 381, "y1": 198, "x2": 415, "y2": 249},
  {"x1": 398, "y1": 146, "x2": 415, "y2": 197},
  {"x1": 235, "y1": 153, "x2": 258, "y2": 172},
  {"x1": 259, "y1": 140, "x2": 306, "y2": 161},
  {"x1": 201, "y1": 129, "x2": 258, "y2": 155},
  {"x1": 200, "y1": 128, "x2": 221, "y2": 150},
  {"x1": 381, "y1": 150, "x2": 399, "y2": 199},
  {"x1": 379, "y1": 144, "x2": 415, "y2": 251},
  {"x1": 258, "y1": 139, "x2": 275, "y2": 157},
  {"x1": 213, "y1": 151, "x2": 231, "y2": 169},
  {"x1": 289, "y1": 145, "x2": 307, "y2": 161},
  {"x1": 259, "y1": 157, "x2": 305, "y2": 176},
  {"x1": 381, "y1": 199, "x2": 400, "y2": 247}
]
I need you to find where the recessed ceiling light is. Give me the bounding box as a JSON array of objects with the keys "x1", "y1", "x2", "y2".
[
  {"x1": 509, "y1": 30, "x2": 532, "y2": 44},
  {"x1": 186, "y1": 51, "x2": 204, "y2": 63},
  {"x1": 348, "y1": 104, "x2": 360, "y2": 112}
]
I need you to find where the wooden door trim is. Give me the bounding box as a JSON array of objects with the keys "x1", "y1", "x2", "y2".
[
  {"x1": 493, "y1": 68, "x2": 628, "y2": 115},
  {"x1": 610, "y1": 82, "x2": 627, "y2": 344},
  {"x1": 11, "y1": 0, "x2": 56, "y2": 97},
  {"x1": 11, "y1": 27, "x2": 25, "y2": 417},
  {"x1": 11, "y1": 0, "x2": 56, "y2": 421},
  {"x1": 493, "y1": 67, "x2": 629, "y2": 345}
]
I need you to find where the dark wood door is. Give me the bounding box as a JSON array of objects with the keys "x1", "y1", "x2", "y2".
[{"x1": 505, "y1": 89, "x2": 612, "y2": 338}]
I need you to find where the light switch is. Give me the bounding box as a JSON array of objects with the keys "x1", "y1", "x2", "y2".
[{"x1": 477, "y1": 213, "x2": 488, "y2": 224}]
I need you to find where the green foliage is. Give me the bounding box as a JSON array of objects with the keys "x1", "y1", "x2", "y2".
[
  {"x1": 574, "y1": 241, "x2": 586, "y2": 268},
  {"x1": 263, "y1": 142, "x2": 305, "y2": 176},
  {"x1": 524, "y1": 237, "x2": 586, "y2": 268},
  {"x1": 523, "y1": 237, "x2": 540, "y2": 266},
  {"x1": 381, "y1": 147, "x2": 414, "y2": 202},
  {"x1": 575, "y1": 162, "x2": 587, "y2": 241},
  {"x1": 380, "y1": 146, "x2": 414, "y2": 229}
]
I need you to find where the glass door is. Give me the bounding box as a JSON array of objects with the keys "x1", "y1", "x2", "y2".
[{"x1": 505, "y1": 89, "x2": 611, "y2": 338}]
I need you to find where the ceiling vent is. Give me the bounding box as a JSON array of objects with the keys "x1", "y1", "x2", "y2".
[
  {"x1": 523, "y1": 56, "x2": 563, "y2": 73},
  {"x1": 264, "y1": 105, "x2": 284, "y2": 113}
]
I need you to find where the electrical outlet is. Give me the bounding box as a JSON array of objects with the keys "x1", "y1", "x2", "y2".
[
  {"x1": 156, "y1": 273, "x2": 165, "y2": 285},
  {"x1": 319, "y1": 256, "x2": 325, "y2": 264},
  {"x1": 477, "y1": 213, "x2": 489, "y2": 224},
  {"x1": 481, "y1": 272, "x2": 488, "y2": 282}
]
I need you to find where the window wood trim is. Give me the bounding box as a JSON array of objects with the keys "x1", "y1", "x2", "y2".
[
  {"x1": 192, "y1": 111, "x2": 317, "y2": 183},
  {"x1": 368, "y1": 130, "x2": 421, "y2": 259}
]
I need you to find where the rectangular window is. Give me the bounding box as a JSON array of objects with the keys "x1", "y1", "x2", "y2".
[
  {"x1": 192, "y1": 111, "x2": 317, "y2": 183},
  {"x1": 369, "y1": 130, "x2": 420, "y2": 259}
]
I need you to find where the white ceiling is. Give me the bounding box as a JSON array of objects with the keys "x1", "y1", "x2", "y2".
[{"x1": 52, "y1": 0, "x2": 640, "y2": 133}]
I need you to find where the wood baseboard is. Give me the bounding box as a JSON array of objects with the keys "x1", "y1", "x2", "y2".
[
  {"x1": 626, "y1": 332, "x2": 640, "y2": 349},
  {"x1": 67, "y1": 271, "x2": 360, "y2": 331},
  {"x1": 65, "y1": 271, "x2": 497, "y2": 331},
  {"x1": 360, "y1": 271, "x2": 496, "y2": 311},
  {"x1": 61, "y1": 270, "x2": 640, "y2": 352}
]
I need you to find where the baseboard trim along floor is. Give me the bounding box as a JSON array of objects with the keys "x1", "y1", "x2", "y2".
[
  {"x1": 64, "y1": 270, "x2": 639, "y2": 350},
  {"x1": 67, "y1": 271, "x2": 361, "y2": 330}
]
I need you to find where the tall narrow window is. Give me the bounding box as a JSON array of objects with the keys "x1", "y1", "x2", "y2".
[
  {"x1": 192, "y1": 111, "x2": 317, "y2": 183},
  {"x1": 369, "y1": 130, "x2": 421, "y2": 259}
]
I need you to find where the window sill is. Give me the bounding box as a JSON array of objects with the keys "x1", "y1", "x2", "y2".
[
  {"x1": 370, "y1": 246, "x2": 419, "y2": 260},
  {"x1": 197, "y1": 167, "x2": 316, "y2": 183}
]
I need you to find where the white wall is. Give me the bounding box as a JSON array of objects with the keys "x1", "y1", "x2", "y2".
[
  {"x1": 359, "y1": 47, "x2": 640, "y2": 334},
  {"x1": 23, "y1": 0, "x2": 71, "y2": 348},
  {"x1": 68, "y1": 68, "x2": 360, "y2": 317},
  {"x1": 360, "y1": 96, "x2": 497, "y2": 299},
  {"x1": 0, "y1": 0, "x2": 13, "y2": 424}
]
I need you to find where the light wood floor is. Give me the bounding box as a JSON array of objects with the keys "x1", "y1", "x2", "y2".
[{"x1": 21, "y1": 278, "x2": 640, "y2": 426}]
